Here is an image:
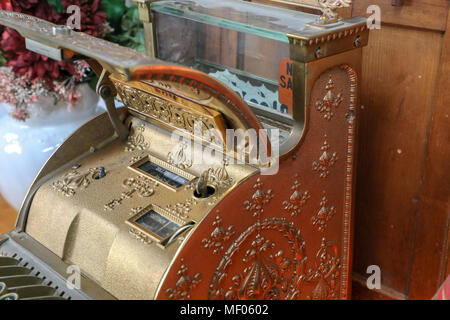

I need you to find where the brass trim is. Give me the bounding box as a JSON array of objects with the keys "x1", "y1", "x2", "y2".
[{"x1": 126, "y1": 204, "x2": 191, "y2": 245}]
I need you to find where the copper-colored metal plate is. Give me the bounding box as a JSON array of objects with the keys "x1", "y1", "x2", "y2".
[{"x1": 156, "y1": 65, "x2": 358, "y2": 300}]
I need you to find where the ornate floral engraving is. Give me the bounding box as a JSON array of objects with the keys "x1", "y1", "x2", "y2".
[
  {"x1": 129, "y1": 206, "x2": 143, "y2": 216},
  {"x1": 167, "y1": 140, "x2": 193, "y2": 169},
  {"x1": 123, "y1": 175, "x2": 157, "y2": 197},
  {"x1": 312, "y1": 192, "x2": 336, "y2": 232},
  {"x1": 208, "y1": 217, "x2": 307, "y2": 300},
  {"x1": 166, "y1": 259, "x2": 202, "y2": 300},
  {"x1": 305, "y1": 238, "x2": 341, "y2": 300},
  {"x1": 312, "y1": 136, "x2": 338, "y2": 178},
  {"x1": 104, "y1": 190, "x2": 134, "y2": 211},
  {"x1": 283, "y1": 177, "x2": 311, "y2": 217},
  {"x1": 207, "y1": 196, "x2": 218, "y2": 206},
  {"x1": 104, "y1": 175, "x2": 156, "y2": 211},
  {"x1": 52, "y1": 167, "x2": 102, "y2": 197},
  {"x1": 202, "y1": 215, "x2": 235, "y2": 254},
  {"x1": 184, "y1": 182, "x2": 195, "y2": 191},
  {"x1": 116, "y1": 82, "x2": 216, "y2": 139},
  {"x1": 125, "y1": 125, "x2": 149, "y2": 152},
  {"x1": 129, "y1": 228, "x2": 153, "y2": 245},
  {"x1": 166, "y1": 198, "x2": 198, "y2": 220},
  {"x1": 315, "y1": 76, "x2": 343, "y2": 121},
  {"x1": 317, "y1": 0, "x2": 352, "y2": 24},
  {"x1": 129, "y1": 155, "x2": 144, "y2": 164},
  {"x1": 207, "y1": 160, "x2": 233, "y2": 188},
  {"x1": 243, "y1": 178, "x2": 274, "y2": 218}
]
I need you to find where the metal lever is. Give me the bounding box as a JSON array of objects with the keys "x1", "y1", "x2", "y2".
[
  {"x1": 195, "y1": 170, "x2": 210, "y2": 198},
  {"x1": 165, "y1": 222, "x2": 195, "y2": 246},
  {"x1": 96, "y1": 70, "x2": 129, "y2": 141}
]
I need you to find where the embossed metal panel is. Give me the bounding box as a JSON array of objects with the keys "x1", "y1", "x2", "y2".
[{"x1": 156, "y1": 65, "x2": 359, "y2": 300}]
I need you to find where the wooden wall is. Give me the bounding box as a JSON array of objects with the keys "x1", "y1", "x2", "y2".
[{"x1": 352, "y1": 0, "x2": 450, "y2": 300}]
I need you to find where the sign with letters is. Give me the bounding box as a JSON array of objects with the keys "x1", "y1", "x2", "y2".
[{"x1": 278, "y1": 58, "x2": 293, "y2": 115}]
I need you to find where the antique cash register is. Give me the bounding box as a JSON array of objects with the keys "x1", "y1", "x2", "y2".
[{"x1": 0, "y1": 0, "x2": 368, "y2": 300}]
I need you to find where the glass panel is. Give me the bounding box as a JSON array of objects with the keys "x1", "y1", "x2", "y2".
[
  {"x1": 136, "y1": 210, "x2": 180, "y2": 239},
  {"x1": 151, "y1": 0, "x2": 317, "y2": 43},
  {"x1": 138, "y1": 160, "x2": 189, "y2": 188},
  {"x1": 151, "y1": 0, "x2": 304, "y2": 118}
]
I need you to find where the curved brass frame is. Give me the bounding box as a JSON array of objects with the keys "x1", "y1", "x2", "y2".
[{"x1": 129, "y1": 65, "x2": 272, "y2": 157}]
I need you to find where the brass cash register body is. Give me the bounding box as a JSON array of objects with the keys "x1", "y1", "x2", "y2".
[{"x1": 0, "y1": 0, "x2": 368, "y2": 300}]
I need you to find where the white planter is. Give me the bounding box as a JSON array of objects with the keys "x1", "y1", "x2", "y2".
[{"x1": 0, "y1": 84, "x2": 103, "y2": 211}]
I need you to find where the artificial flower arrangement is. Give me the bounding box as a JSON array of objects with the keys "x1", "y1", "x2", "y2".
[{"x1": 0, "y1": 0, "x2": 144, "y2": 121}]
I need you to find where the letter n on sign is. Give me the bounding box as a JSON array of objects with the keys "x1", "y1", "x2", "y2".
[{"x1": 278, "y1": 58, "x2": 293, "y2": 115}]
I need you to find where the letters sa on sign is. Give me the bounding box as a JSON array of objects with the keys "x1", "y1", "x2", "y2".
[{"x1": 278, "y1": 58, "x2": 293, "y2": 115}]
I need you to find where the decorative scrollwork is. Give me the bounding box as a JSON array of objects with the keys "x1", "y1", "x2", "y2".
[
  {"x1": 123, "y1": 175, "x2": 156, "y2": 197},
  {"x1": 202, "y1": 215, "x2": 235, "y2": 254},
  {"x1": 312, "y1": 135, "x2": 338, "y2": 178},
  {"x1": 116, "y1": 82, "x2": 216, "y2": 140},
  {"x1": 52, "y1": 167, "x2": 101, "y2": 197},
  {"x1": 209, "y1": 217, "x2": 307, "y2": 300},
  {"x1": 167, "y1": 140, "x2": 193, "y2": 169},
  {"x1": 283, "y1": 177, "x2": 311, "y2": 217},
  {"x1": 104, "y1": 191, "x2": 134, "y2": 211},
  {"x1": 207, "y1": 160, "x2": 233, "y2": 188},
  {"x1": 129, "y1": 206, "x2": 143, "y2": 216},
  {"x1": 129, "y1": 228, "x2": 153, "y2": 245},
  {"x1": 166, "y1": 198, "x2": 198, "y2": 220},
  {"x1": 315, "y1": 76, "x2": 343, "y2": 120},
  {"x1": 312, "y1": 191, "x2": 336, "y2": 232},
  {"x1": 125, "y1": 125, "x2": 149, "y2": 152},
  {"x1": 316, "y1": 0, "x2": 352, "y2": 25},
  {"x1": 166, "y1": 259, "x2": 202, "y2": 300},
  {"x1": 104, "y1": 175, "x2": 156, "y2": 211}
]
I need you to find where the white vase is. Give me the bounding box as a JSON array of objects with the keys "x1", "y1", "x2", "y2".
[{"x1": 0, "y1": 83, "x2": 103, "y2": 211}]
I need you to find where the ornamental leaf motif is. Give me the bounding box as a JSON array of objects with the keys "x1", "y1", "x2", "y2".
[
  {"x1": 283, "y1": 177, "x2": 310, "y2": 217},
  {"x1": 243, "y1": 178, "x2": 274, "y2": 218},
  {"x1": 166, "y1": 259, "x2": 201, "y2": 300},
  {"x1": 315, "y1": 76, "x2": 343, "y2": 120},
  {"x1": 311, "y1": 191, "x2": 336, "y2": 232},
  {"x1": 201, "y1": 215, "x2": 235, "y2": 254},
  {"x1": 312, "y1": 135, "x2": 338, "y2": 179},
  {"x1": 209, "y1": 217, "x2": 307, "y2": 300},
  {"x1": 305, "y1": 237, "x2": 341, "y2": 300}
]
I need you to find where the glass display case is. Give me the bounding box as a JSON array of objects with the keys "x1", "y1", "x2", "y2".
[
  {"x1": 152, "y1": 0, "x2": 311, "y2": 116},
  {"x1": 137, "y1": 0, "x2": 368, "y2": 145}
]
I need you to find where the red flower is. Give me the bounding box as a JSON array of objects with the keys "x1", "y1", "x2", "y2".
[
  {"x1": 0, "y1": 0, "x2": 107, "y2": 85},
  {"x1": 0, "y1": 1, "x2": 12, "y2": 34},
  {"x1": 0, "y1": 0, "x2": 12, "y2": 10}
]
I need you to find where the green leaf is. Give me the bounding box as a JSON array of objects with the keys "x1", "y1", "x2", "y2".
[
  {"x1": 0, "y1": 50, "x2": 6, "y2": 66},
  {"x1": 88, "y1": 75, "x2": 99, "y2": 92},
  {"x1": 103, "y1": 3, "x2": 146, "y2": 53},
  {"x1": 102, "y1": 0, "x2": 127, "y2": 31},
  {"x1": 47, "y1": 0, "x2": 63, "y2": 13}
]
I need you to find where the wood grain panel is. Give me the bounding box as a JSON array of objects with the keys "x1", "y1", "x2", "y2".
[
  {"x1": 408, "y1": 11, "x2": 450, "y2": 299},
  {"x1": 353, "y1": 25, "x2": 442, "y2": 294},
  {"x1": 0, "y1": 195, "x2": 17, "y2": 234},
  {"x1": 353, "y1": 0, "x2": 449, "y2": 32}
]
